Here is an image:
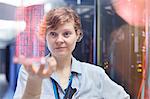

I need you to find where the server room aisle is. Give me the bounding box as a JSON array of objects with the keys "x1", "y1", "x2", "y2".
[{"x1": 0, "y1": 74, "x2": 8, "y2": 99}]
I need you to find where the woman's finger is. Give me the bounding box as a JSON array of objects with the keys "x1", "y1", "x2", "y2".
[
  {"x1": 45, "y1": 57, "x2": 57, "y2": 74},
  {"x1": 14, "y1": 56, "x2": 37, "y2": 75},
  {"x1": 14, "y1": 55, "x2": 32, "y2": 67},
  {"x1": 37, "y1": 63, "x2": 45, "y2": 76},
  {"x1": 13, "y1": 55, "x2": 26, "y2": 64},
  {"x1": 38, "y1": 57, "x2": 57, "y2": 78}
]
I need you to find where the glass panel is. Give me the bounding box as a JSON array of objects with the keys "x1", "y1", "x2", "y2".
[
  {"x1": 15, "y1": 5, "x2": 45, "y2": 59},
  {"x1": 98, "y1": 0, "x2": 150, "y2": 99}
]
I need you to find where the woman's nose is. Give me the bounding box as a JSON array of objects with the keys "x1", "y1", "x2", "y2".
[{"x1": 56, "y1": 35, "x2": 64, "y2": 44}]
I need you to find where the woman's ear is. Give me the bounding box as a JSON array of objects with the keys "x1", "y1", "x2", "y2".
[{"x1": 76, "y1": 30, "x2": 83, "y2": 42}]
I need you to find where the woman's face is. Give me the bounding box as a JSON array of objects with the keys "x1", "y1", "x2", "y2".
[{"x1": 46, "y1": 22, "x2": 79, "y2": 58}]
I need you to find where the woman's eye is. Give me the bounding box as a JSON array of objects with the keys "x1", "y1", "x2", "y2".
[
  {"x1": 63, "y1": 32, "x2": 71, "y2": 38},
  {"x1": 48, "y1": 32, "x2": 57, "y2": 37}
]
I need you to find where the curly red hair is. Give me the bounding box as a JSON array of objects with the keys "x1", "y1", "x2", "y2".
[{"x1": 37, "y1": 7, "x2": 83, "y2": 42}]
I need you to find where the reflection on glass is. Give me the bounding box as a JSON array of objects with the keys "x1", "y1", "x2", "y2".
[{"x1": 99, "y1": 0, "x2": 150, "y2": 99}]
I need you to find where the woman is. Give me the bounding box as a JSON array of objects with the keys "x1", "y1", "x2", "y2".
[{"x1": 13, "y1": 7, "x2": 130, "y2": 99}]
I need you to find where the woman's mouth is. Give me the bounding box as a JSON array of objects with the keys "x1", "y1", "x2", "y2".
[{"x1": 55, "y1": 47, "x2": 66, "y2": 50}]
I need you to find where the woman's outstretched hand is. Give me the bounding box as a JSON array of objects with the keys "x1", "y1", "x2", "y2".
[
  {"x1": 13, "y1": 55, "x2": 57, "y2": 79},
  {"x1": 13, "y1": 55, "x2": 57, "y2": 98}
]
